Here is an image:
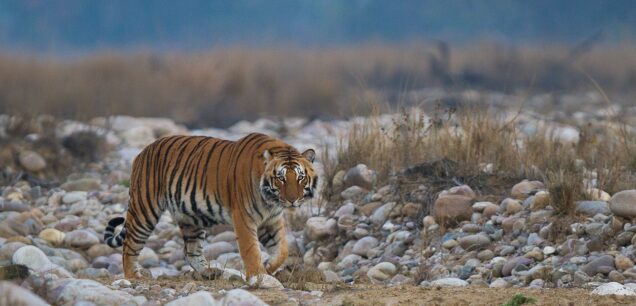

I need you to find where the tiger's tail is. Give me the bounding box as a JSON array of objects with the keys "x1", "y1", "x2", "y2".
[{"x1": 104, "y1": 217, "x2": 126, "y2": 248}]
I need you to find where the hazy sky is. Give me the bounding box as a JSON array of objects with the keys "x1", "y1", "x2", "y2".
[{"x1": 0, "y1": 0, "x2": 635, "y2": 53}]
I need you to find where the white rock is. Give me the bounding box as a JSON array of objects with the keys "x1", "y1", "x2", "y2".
[
  {"x1": 62, "y1": 191, "x2": 87, "y2": 204},
  {"x1": 430, "y1": 277, "x2": 469, "y2": 287},
  {"x1": 111, "y1": 279, "x2": 132, "y2": 288},
  {"x1": 222, "y1": 289, "x2": 268, "y2": 306},
  {"x1": 543, "y1": 246, "x2": 556, "y2": 256},
  {"x1": 12, "y1": 245, "x2": 52, "y2": 272},
  {"x1": 591, "y1": 282, "x2": 636, "y2": 296},
  {"x1": 166, "y1": 291, "x2": 218, "y2": 306},
  {"x1": 352, "y1": 236, "x2": 379, "y2": 257},
  {"x1": 248, "y1": 274, "x2": 284, "y2": 289},
  {"x1": 367, "y1": 262, "x2": 397, "y2": 284}
]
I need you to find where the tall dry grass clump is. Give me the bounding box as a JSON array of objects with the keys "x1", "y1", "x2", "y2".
[{"x1": 330, "y1": 103, "x2": 636, "y2": 215}]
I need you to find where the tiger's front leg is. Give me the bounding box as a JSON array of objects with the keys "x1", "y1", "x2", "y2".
[
  {"x1": 232, "y1": 211, "x2": 267, "y2": 279},
  {"x1": 259, "y1": 216, "x2": 288, "y2": 274},
  {"x1": 233, "y1": 208, "x2": 285, "y2": 289}
]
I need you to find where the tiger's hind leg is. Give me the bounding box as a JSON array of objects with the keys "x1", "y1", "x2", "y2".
[
  {"x1": 122, "y1": 209, "x2": 159, "y2": 279},
  {"x1": 179, "y1": 223, "x2": 222, "y2": 279},
  {"x1": 259, "y1": 215, "x2": 288, "y2": 275}
]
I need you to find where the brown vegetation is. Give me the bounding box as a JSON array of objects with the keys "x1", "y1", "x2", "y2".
[
  {"x1": 2, "y1": 43, "x2": 636, "y2": 127},
  {"x1": 328, "y1": 103, "x2": 636, "y2": 216}
]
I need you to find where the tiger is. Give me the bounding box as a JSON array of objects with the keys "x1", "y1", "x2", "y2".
[{"x1": 103, "y1": 132, "x2": 317, "y2": 284}]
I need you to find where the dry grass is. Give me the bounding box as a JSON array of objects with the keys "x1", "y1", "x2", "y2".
[
  {"x1": 2, "y1": 43, "x2": 636, "y2": 127},
  {"x1": 329, "y1": 102, "x2": 636, "y2": 216}
]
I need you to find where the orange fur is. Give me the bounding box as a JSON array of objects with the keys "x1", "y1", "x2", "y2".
[{"x1": 104, "y1": 133, "x2": 317, "y2": 281}]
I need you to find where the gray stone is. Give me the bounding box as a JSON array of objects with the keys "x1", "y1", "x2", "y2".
[
  {"x1": 63, "y1": 229, "x2": 100, "y2": 249},
  {"x1": 166, "y1": 291, "x2": 218, "y2": 306},
  {"x1": 352, "y1": 236, "x2": 379, "y2": 257},
  {"x1": 62, "y1": 191, "x2": 87, "y2": 204},
  {"x1": 340, "y1": 186, "x2": 367, "y2": 201},
  {"x1": 47, "y1": 279, "x2": 137, "y2": 305},
  {"x1": 305, "y1": 217, "x2": 337, "y2": 241},
  {"x1": 610, "y1": 190, "x2": 636, "y2": 218},
  {"x1": 501, "y1": 257, "x2": 533, "y2": 276},
  {"x1": 203, "y1": 241, "x2": 236, "y2": 260},
  {"x1": 222, "y1": 289, "x2": 268, "y2": 305},
  {"x1": 367, "y1": 262, "x2": 397, "y2": 284},
  {"x1": 489, "y1": 278, "x2": 510, "y2": 288},
  {"x1": 370, "y1": 202, "x2": 396, "y2": 226},
  {"x1": 576, "y1": 201, "x2": 611, "y2": 216},
  {"x1": 139, "y1": 247, "x2": 159, "y2": 268},
  {"x1": 19, "y1": 150, "x2": 46, "y2": 172},
  {"x1": 458, "y1": 234, "x2": 491, "y2": 251},
  {"x1": 344, "y1": 164, "x2": 376, "y2": 190},
  {"x1": 581, "y1": 255, "x2": 615, "y2": 276},
  {"x1": 334, "y1": 202, "x2": 356, "y2": 217}
]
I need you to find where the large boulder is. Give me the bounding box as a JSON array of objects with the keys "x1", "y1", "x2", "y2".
[
  {"x1": 0, "y1": 281, "x2": 49, "y2": 306},
  {"x1": 610, "y1": 190, "x2": 636, "y2": 218},
  {"x1": 46, "y1": 278, "x2": 138, "y2": 305},
  {"x1": 12, "y1": 245, "x2": 52, "y2": 272},
  {"x1": 432, "y1": 195, "x2": 472, "y2": 228}
]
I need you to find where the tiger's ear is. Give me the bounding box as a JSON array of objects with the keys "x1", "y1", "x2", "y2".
[
  {"x1": 302, "y1": 149, "x2": 315, "y2": 163},
  {"x1": 263, "y1": 150, "x2": 272, "y2": 163}
]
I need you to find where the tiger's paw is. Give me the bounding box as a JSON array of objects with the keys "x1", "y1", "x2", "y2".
[
  {"x1": 125, "y1": 266, "x2": 149, "y2": 279},
  {"x1": 193, "y1": 267, "x2": 224, "y2": 280},
  {"x1": 247, "y1": 274, "x2": 284, "y2": 289}
]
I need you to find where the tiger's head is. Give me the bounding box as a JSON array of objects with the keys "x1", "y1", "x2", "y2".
[{"x1": 260, "y1": 147, "x2": 317, "y2": 208}]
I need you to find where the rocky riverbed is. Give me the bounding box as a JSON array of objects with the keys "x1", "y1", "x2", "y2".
[{"x1": 2, "y1": 93, "x2": 636, "y2": 305}]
